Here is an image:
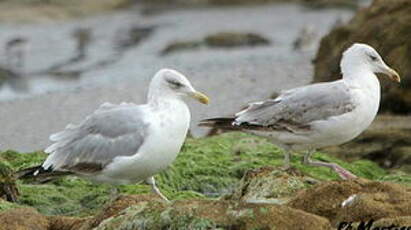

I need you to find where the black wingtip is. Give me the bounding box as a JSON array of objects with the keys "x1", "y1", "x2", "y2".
[
  {"x1": 198, "y1": 117, "x2": 237, "y2": 129},
  {"x1": 16, "y1": 165, "x2": 43, "y2": 179},
  {"x1": 16, "y1": 165, "x2": 71, "y2": 183}
]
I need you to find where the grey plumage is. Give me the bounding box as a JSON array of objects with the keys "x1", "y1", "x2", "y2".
[
  {"x1": 43, "y1": 103, "x2": 149, "y2": 174},
  {"x1": 233, "y1": 81, "x2": 356, "y2": 132},
  {"x1": 201, "y1": 43, "x2": 400, "y2": 180}
]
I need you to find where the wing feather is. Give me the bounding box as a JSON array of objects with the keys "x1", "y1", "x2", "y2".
[
  {"x1": 43, "y1": 103, "x2": 149, "y2": 174},
  {"x1": 234, "y1": 80, "x2": 356, "y2": 132}
]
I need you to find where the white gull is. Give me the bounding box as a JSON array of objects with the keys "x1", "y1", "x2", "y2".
[
  {"x1": 200, "y1": 43, "x2": 400, "y2": 179},
  {"x1": 20, "y1": 68, "x2": 209, "y2": 201}
]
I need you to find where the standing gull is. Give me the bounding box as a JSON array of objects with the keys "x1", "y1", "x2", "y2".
[
  {"x1": 200, "y1": 43, "x2": 400, "y2": 179},
  {"x1": 20, "y1": 68, "x2": 209, "y2": 201}
]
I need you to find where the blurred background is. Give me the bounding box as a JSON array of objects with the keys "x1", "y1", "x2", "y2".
[{"x1": 0, "y1": 0, "x2": 409, "y2": 173}]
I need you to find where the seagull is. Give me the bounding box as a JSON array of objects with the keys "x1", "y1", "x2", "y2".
[
  {"x1": 19, "y1": 68, "x2": 209, "y2": 201},
  {"x1": 200, "y1": 43, "x2": 400, "y2": 179}
]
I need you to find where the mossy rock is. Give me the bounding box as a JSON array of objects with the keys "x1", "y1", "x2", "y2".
[
  {"x1": 228, "y1": 166, "x2": 317, "y2": 204},
  {"x1": 313, "y1": 0, "x2": 411, "y2": 114},
  {"x1": 0, "y1": 198, "x2": 22, "y2": 212},
  {"x1": 0, "y1": 161, "x2": 19, "y2": 202},
  {"x1": 0, "y1": 132, "x2": 408, "y2": 217},
  {"x1": 92, "y1": 195, "x2": 332, "y2": 230}
]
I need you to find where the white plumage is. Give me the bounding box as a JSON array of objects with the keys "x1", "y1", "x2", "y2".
[
  {"x1": 36, "y1": 68, "x2": 209, "y2": 201},
  {"x1": 201, "y1": 43, "x2": 400, "y2": 179}
]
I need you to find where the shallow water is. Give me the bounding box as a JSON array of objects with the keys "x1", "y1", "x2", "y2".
[{"x1": 0, "y1": 3, "x2": 354, "y2": 151}]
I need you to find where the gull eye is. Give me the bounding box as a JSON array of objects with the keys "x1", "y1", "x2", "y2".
[
  {"x1": 166, "y1": 78, "x2": 184, "y2": 88},
  {"x1": 369, "y1": 54, "x2": 378, "y2": 62}
]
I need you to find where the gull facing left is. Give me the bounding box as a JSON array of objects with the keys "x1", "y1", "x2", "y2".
[{"x1": 20, "y1": 68, "x2": 209, "y2": 201}]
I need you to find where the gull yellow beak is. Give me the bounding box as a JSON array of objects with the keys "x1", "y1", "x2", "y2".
[
  {"x1": 190, "y1": 91, "x2": 209, "y2": 104},
  {"x1": 385, "y1": 67, "x2": 401, "y2": 83}
]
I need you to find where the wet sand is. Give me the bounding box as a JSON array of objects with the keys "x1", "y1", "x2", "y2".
[{"x1": 0, "y1": 3, "x2": 353, "y2": 151}]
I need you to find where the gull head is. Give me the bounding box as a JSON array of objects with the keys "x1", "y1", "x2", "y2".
[
  {"x1": 148, "y1": 68, "x2": 209, "y2": 104},
  {"x1": 341, "y1": 43, "x2": 400, "y2": 83}
]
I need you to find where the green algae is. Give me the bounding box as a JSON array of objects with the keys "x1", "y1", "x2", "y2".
[
  {"x1": 95, "y1": 204, "x2": 220, "y2": 230},
  {"x1": 0, "y1": 132, "x2": 410, "y2": 216},
  {"x1": 17, "y1": 178, "x2": 111, "y2": 216},
  {"x1": 0, "y1": 198, "x2": 22, "y2": 212},
  {"x1": 379, "y1": 172, "x2": 411, "y2": 187},
  {"x1": 156, "y1": 132, "x2": 388, "y2": 198},
  {"x1": 0, "y1": 150, "x2": 46, "y2": 170},
  {"x1": 0, "y1": 160, "x2": 19, "y2": 202}
]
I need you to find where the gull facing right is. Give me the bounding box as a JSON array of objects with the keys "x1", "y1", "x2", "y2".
[
  {"x1": 19, "y1": 68, "x2": 209, "y2": 201},
  {"x1": 200, "y1": 43, "x2": 400, "y2": 179}
]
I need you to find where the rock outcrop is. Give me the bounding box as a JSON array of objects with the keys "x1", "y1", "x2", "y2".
[
  {"x1": 0, "y1": 133, "x2": 411, "y2": 229},
  {"x1": 313, "y1": 0, "x2": 411, "y2": 114},
  {"x1": 90, "y1": 195, "x2": 332, "y2": 230},
  {"x1": 228, "y1": 166, "x2": 317, "y2": 204},
  {"x1": 0, "y1": 207, "x2": 49, "y2": 230},
  {"x1": 289, "y1": 178, "x2": 411, "y2": 226}
]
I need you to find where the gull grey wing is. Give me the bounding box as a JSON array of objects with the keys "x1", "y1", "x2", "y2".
[
  {"x1": 234, "y1": 81, "x2": 356, "y2": 132},
  {"x1": 43, "y1": 104, "x2": 149, "y2": 174}
]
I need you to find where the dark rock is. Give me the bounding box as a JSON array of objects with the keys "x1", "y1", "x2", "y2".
[
  {"x1": 313, "y1": 0, "x2": 411, "y2": 114},
  {"x1": 161, "y1": 32, "x2": 270, "y2": 55},
  {"x1": 115, "y1": 26, "x2": 155, "y2": 50},
  {"x1": 205, "y1": 32, "x2": 270, "y2": 47},
  {"x1": 160, "y1": 40, "x2": 203, "y2": 55}
]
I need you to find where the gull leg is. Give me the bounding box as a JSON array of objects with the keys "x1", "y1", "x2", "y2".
[
  {"x1": 282, "y1": 150, "x2": 291, "y2": 170},
  {"x1": 303, "y1": 150, "x2": 357, "y2": 180},
  {"x1": 108, "y1": 187, "x2": 120, "y2": 203},
  {"x1": 145, "y1": 177, "x2": 170, "y2": 202}
]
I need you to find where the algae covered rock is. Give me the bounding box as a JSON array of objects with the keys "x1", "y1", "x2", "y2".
[
  {"x1": 0, "y1": 198, "x2": 22, "y2": 212},
  {"x1": 229, "y1": 166, "x2": 316, "y2": 204},
  {"x1": 80, "y1": 194, "x2": 162, "y2": 229},
  {"x1": 0, "y1": 133, "x2": 393, "y2": 217},
  {"x1": 0, "y1": 132, "x2": 410, "y2": 230},
  {"x1": 289, "y1": 179, "x2": 411, "y2": 226},
  {"x1": 92, "y1": 195, "x2": 332, "y2": 230},
  {"x1": 313, "y1": 0, "x2": 411, "y2": 114},
  {"x1": 0, "y1": 161, "x2": 18, "y2": 202}
]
